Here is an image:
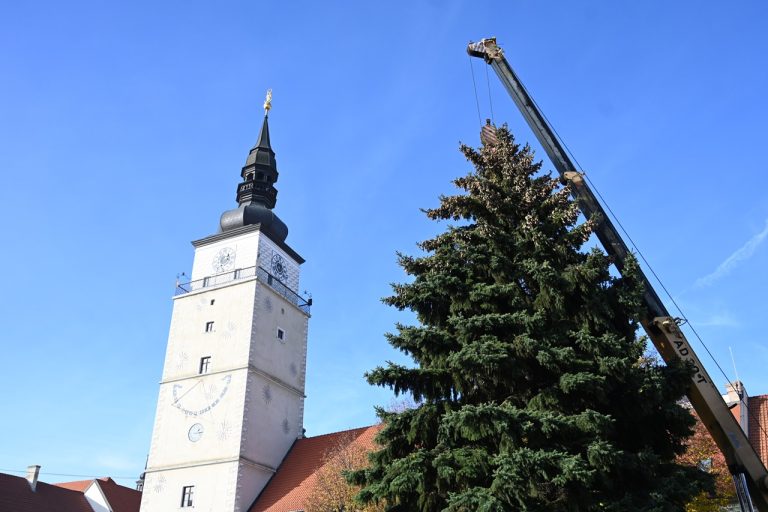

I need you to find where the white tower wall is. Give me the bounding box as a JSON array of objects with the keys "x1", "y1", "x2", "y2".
[{"x1": 141, "y1": 225, "x2": 309, "y2": 512}]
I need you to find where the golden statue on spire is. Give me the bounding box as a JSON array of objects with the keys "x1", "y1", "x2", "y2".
[{"x1": 264, "y1": 89, "x2": 272, "y2": 114}]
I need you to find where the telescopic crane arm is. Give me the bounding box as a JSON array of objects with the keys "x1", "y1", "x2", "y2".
[{"x1": 468, "y1": 37, "x2": 768, "y2": 512}]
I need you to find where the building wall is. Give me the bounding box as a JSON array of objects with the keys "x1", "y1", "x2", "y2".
[
  {"x1": 142, "y1": 228, "x2": 308, "y2": 512},
  {"x1": 257, "y1": 235, "x2": 300, "y2": 292},
  {"x1": 84, "y1": 482, "x2": 111, "y2": 512},
  {"x1": 141, "y1": 461, "x2": 245, "y2": 512},
  {"x1": 190, "y1": 229, "x2": 262, "y2": 283}
]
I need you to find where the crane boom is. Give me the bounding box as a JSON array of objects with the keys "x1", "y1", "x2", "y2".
[{"x1": 468, "y1": 37, "x2": 768, "y2": 511}]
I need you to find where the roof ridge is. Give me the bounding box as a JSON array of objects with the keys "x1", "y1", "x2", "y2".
[
  {"x1": 55, "y1": 478, "x2": 93, "y2": 485},
  {"x1": 54, "y1": 478, "x2": 94, "y2": 492},
  {"x1": 305, "y1": 424, "x2": 377, "y2": 440}
]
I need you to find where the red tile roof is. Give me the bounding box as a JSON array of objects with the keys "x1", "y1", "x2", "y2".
[
  {"x1": 749, "y1": 395, "x2": 768, "y2": 467},
  {"x1": 0, "y1": 473, "x2": 141, "y2": 512},
  {"x1": 94, "y1": 477, "x2": 142, "y2": 512},
  {"x1": 0, "y1": 473, "x2": 92, "y2": 512},
  {"x1": 54, "y1": 479, "x2": 92, "y2": 492},
  {"x1": 249, "y1": 425, "x2": 380, "y2": 512}
]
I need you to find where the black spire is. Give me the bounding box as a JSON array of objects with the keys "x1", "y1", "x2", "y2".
[
  {"x1": 219, "y1": 92, "x2": 288, "y2": 241},
  {"x1": 253, "y1": 113, "x2": 271, "y2": 147},
  {"x1": 237, "y1": 114, "x2": 278, "y2": 208}
]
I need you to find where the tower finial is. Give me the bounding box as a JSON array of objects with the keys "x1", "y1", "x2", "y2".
[{"x1": 263, "y1": 89, "x2": 272, "y2": 115}]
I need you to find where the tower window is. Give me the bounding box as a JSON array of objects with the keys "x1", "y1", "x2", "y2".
[
  {"x1": 205, "y1": 321, "x2": 214, "y2": 333},
  {"x1": 277, "y1": 328, "x2": 285, "y2": 341},
  {"x1": 199, "y1": 357, "x2": 211, "y2": 374},
  {"x1": 181, "y1": 485, "x2": 194, "y2": 507},
  {"x1": 210, "y1": 299, "x2": 215, "y2": 306},
  {"x1": 256, "y1": 172, "x2": 264, "y2": 181}
]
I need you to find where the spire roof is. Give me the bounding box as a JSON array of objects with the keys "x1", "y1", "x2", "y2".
[
  {"x1": 255, "y1": 114, "x2": 271, "y2": 148},
  {"x1": 219, "y1": 91, "x2": 288, "y2": 242},
  {"x1": 245, "y1": 114, "x2": 276, "y2": 169},
  {"x1": 246, "y1": 114, "x2": 273, "y2": 163}
]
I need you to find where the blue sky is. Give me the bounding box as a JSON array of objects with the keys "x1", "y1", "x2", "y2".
[{"x1": 1, "y1": 0, "x2": 767, "y2": 486}]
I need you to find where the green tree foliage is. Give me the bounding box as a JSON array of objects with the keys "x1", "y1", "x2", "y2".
[{"x1": 351, "y1": 126, "x2": 711, "y2": 511}]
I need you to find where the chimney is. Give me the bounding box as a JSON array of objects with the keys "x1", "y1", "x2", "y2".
[
  {"x1": 26, "y1": 465, "x2": 40, "y2": 491},
  {"x1": 724, "y1": 381, "x2": 750, "y2": 436}
]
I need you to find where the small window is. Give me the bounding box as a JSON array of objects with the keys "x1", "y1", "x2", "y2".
[
  {"x1": 199, "y1": 357, "x2": 211, "y2": 374},
  {"x1": 181, "y1": 485, "x2": 194, "y2": 507},
  {"x1": 277, "y1": 328, "x2": 285, "y2": 341},
  {"x1": 210, "y1": 299, "x2": 215, "y2": 306},
  {"x1": 202, "y1": 277, "x2": 211, "y2": 287},
  {"x1": 205, "y1": 321, "x2": 214, "y2": 333}
]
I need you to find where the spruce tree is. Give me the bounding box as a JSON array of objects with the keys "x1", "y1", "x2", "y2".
[{"x1": 352, "y1": 126, "x2": 711, "y2": 511}]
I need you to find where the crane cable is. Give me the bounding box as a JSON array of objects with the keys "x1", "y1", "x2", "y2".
[
  {"x1": 0, "y1": 467, "x2": 138, "y2": 481},
  {"x1": 516, "y1": 76, "x2": 768, "y2": 448},
  {"x1": 469, "y1": 51, "x2": 497, "y2": 128},
  {"x1": 485, "y1": 61, "x2": 495, "y2": 125},
  {"x1": 468, "y1": 54, "x2": 483, "y2": 127}
]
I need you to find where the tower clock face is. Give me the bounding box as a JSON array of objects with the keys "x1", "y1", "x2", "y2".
[
  {"x1": 213, "y1": 247, "x2": 235, "y2": 273},
  {"x1": 271, "y1": 253, "x2": 288, "y2": 281},
  {"x1": 188, "y1": 423, "x2": 204, "y2": 442}
]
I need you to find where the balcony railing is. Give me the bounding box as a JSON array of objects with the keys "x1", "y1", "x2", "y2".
[
  {"x1": 175, "y1": 265, "x2": 311, "y2": 315},
  {"x1": 175, "y1": 266, "x2": 257, "y2": 295}
]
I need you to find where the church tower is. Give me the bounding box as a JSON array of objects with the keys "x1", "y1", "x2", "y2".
[{"x1": 140, "y1": 94, "x2": 311, "y2": 512}]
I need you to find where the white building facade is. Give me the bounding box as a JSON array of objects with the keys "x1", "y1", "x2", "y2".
[{"x1": 140, "y1": 108, "x2": 311, "y2": 512}]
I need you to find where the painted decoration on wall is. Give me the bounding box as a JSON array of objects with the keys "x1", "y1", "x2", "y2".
[
  {"x1": 262, "y1": 384, "x2": 272, "y2": 404},
  {"x1": 172, "y1": 374, "x2": 232, "y2": 417},
  {"x1": 175, "y1": 351, "x2": 188, "y2": 371},
  {"x1": 152, "y1": 474, "x2": 166, "y2": 494},
  {"x1": 203, "y1": 381, "x2": 218, "y2": 400},
  {"x1": 222, "y1": 320, "x2": 237, "y2": 341},
  {"x1": 217, "y1": 419, "x2": 232, "y2": 442}
]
